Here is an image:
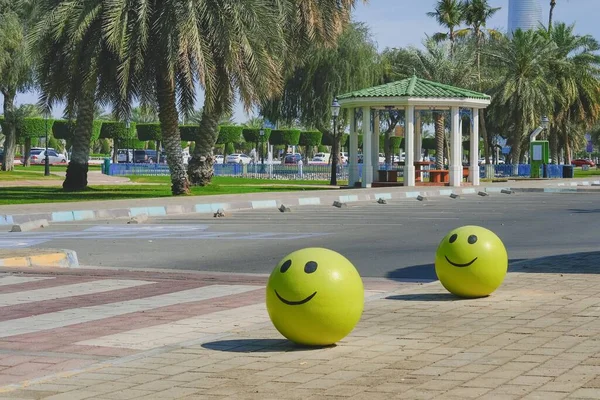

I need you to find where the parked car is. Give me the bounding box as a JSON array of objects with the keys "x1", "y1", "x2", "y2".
[
  {"x1": 284, "y1": 153, "x2": 303, "y2": 164},
  {"x1": 213, "y1": 155, "x2": 224, "y2": 163},
  {"x1": 225, "y1": 153, "x2": 252, "y2": 164},
  {"x1": 26, "y1": 149, "x2": 67, "y2": 165},
  {"x1": 117, "y1": 149, "x2": 133, "y2": 163},
  {"x1": 571, "y1": 159, "x2": 596, "y2": 167},
  {"x1": 133, "y1": 149, "x2": 159, "y2": 163},
  {"x1": 312, "y1": 152, "x2": 330, "y2": 163}
]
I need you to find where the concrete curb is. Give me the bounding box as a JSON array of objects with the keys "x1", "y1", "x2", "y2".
[
  {"x1": 0, "y1": 249, "x2": 79, "y2": 268},
  {"x1": 1, "y1": 181, "x2": 599, "y2": 225}
]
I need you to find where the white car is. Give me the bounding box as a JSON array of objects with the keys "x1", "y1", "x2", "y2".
[
  {"x1": 117, "y1": 149, "x2": 133, "y2": 163},
  {"x1": 312, "y1": 152, "x2": 330, "y2": 163},
  {"x1": 28, "y1": 149, "x2": 67, "y2": 165},
  {"x1": 225, "y1": 153, "x2": 252, "y2": 164},
  {"x1": 213, "y1": 155, "x2": 224, "y2": 163}
]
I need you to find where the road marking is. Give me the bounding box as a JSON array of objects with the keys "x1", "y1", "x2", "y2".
[
  {"x1": 0, "y1": 276, "x2": 55, "y2": 287},
  {"x1": 0, "y1": 285, "x2": 261, "y2": 339},
  {"x1": 0, "y1": 239, "x2": 50, "y2": 249},
  {"x1": 0, "y1": 279, "x2": 154, "y2": 307}
]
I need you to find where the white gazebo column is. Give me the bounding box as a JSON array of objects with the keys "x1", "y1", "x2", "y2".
[
  {"x1": 372, "y1": 110, "x2": 380, "y2": 182},
  {"x1": 348, "y1": 108, "x2": 358, "y2": 187},
  {"x1": 405, "y1": 105, "x2": 416, "y2": 187},
  {"x1": 362, "y1": 106, "x2": 373, "y2": 188},
  {"x1": 414, "y1": 111, "x2": 422, "y2": 161},
  {"x1": 449, "y1": 106, "x2": 462, "y2": 187},
  {"x1": 469, "y1": 108, "x2": 480, "y2": 186}
]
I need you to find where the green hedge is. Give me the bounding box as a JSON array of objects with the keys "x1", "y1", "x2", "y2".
[
  {"x1": 242, "y1": 128, "x2": 271, "y2": 143},
  {"x1": 179, "y1": 125, "x2": 199, "y2": 142},
  {"x1": 299, "y1": 130, "x2": 322, "y2": 146},
  {"x1": 52, "y1": 120, "x2": 103, "y2": 141},
  {"x1": 99, "y1": 121, "x2": 136, "y2": 140},
  {"x1": 378, "y1": 136, "x2": 403, "y2": 152},
  {"x1": 321, "y1": 131, "x2": 348, "y2": 147},
  {"x1": 137, "y1": 123, "x2": 162, "y2": 141},
  {"x1": 217, "y1": 125, "x2": 244, "y2": 144},
  {"x1": 17, "y1": 118, "x2": 54, "y2": 139},
  {"x1": 269, "y1": 129, "x2": 301, "y2": 146}
]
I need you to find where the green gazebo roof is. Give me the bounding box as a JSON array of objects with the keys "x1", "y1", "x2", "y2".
[{"x1": 338, "y1": 75, "x2": 490, "y2": 101}]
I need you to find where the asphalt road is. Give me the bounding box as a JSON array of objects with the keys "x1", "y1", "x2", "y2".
[{"x1": 3, "y1": 192, "x2": 600, "y2": 280}]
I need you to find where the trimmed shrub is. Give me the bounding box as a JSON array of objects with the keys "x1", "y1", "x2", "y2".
[
  {"x1": 217, "y1": 125, "x2": 244, "y2": 144},
  {"x1": 17, "y1": 118, "x2": 53, "y2": 139},
  {"x1": 269, "y1": 129, "x2": 301, "y2": 147},
  {"x1": 321, "y1": 131, "x2": 348, "y2": 147},
  {"x1": 378, "y1": 135, "x2": 403, "y2": 152},
  {"x1": 242, "y1": 128, "x2": 271, "y2": 143},
  {"x1": 52, "y1": 120, "x2": 102, "y2": 141},
  {"x1": 99, "y1": 121, "x2": 136, "y2": 140},
  {"x1": 137, "y1": 123, "x2": 161, "y2": 141},
  {"x1": 100, "y1": 138, "x2": 111, "y2": 154},
  {"x1": 179, "y1": 125, "x2": 199, "y2": 141},
  {"x1": 299, "y1": 130, "x2": 322, "y2": 147}
]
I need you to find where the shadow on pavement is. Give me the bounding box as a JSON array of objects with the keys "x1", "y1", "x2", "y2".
[
  {"x1": 568, "y1": 208, "x2": 600, "y2": 214},
  {"x1": 510, "y1": 251, "x2": 600, "y2": 274},
  {"x1": 202, "y1": 339, "x2": 333, "y2": 353},
  {"x1": 386, "y1": 259, "x2": 526, "y2": 282},
  {"x1": 385, "y1": 292, "x2": 466, "y2": 302}
]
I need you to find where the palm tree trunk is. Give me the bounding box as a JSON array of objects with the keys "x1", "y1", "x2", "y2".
[
  {"x1": 548, "y1": 0, "x2": 556, "y2": 32},
  {"x1": 63, "y1": 90, "x2": 95, "y2": 191},
  {"x1": 563, "y1": 124, "x2": 571, "y2": 164},
  {"x1": 188, "y1": 107, "x2": 220, "y2": 186},
  {"x1": 1, "y1": 90, "x2": 17, "y2": 171},
  {"x1": 23, "y1": 138, "x2": 31, "y2": 167},
  {"x1": 156, "y1": 73, "x2": 190, "y2": 195},
  {"x1": 434, "y1": 112, "x2": 445, "y2": 169},
  {"x1": 480, "y1": 110, "x2": 490, "y2": 164},
  {"x1": 549, "y1": 126, "x2": 558, "y2": 164}
]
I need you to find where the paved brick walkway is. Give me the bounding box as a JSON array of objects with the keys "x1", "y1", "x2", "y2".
[{"x1": 1, "y1": 254, "x2": 600, "y2": 399}]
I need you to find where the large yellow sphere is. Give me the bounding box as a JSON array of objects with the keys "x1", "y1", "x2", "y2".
[
  {"x1": 435, "y1": 226, "x2": 508, "y2": 298},
  {"x1": 266, "y1": 248, "x2": 364, "y2": 346}
]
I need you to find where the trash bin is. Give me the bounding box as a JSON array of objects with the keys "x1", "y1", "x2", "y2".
[
  {"x1": 563, "y1": 165, "x2": 574, "y2": 179},
  {"x1": 103, "y1": 158, "x2": 111, "y2": 175}
]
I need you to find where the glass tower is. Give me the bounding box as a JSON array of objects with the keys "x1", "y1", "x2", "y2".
[{"x1": 508, "y1": 0, "x2": 543, "y2": 37}]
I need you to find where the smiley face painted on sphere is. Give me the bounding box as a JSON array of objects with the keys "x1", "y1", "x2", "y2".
[
  {"x1": 435, "y1": 226, "x2": 508, "y2": 298},
  {"x1": 266, "y1": 248, "x2": 364, "y2": 346}
]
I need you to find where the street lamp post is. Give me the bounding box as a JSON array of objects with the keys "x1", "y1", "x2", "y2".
[
  {"x1": 44, "y1": 110, "x2": 50, "y2": 176},
  {"x1": 126, "y1": 120, "x2": 131, "y2": 163},
  {"x1": 259, "y1": 129, "x2": 265, "y2": 166},
  {"x1": 330, "y1": 98, "x2": 341, "y2": 186}
]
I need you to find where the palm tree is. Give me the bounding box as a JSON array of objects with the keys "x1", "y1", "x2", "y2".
[
  {"x1": 544, "y1": 23, "x2": 600, "y2": 164},
  {"x1": 460, "y1": 0, "x2": 501, "y2": 164},
  {"x1": 427, "y1": 0, "x2": 465, "y2": 52},
  {"x1": 487, "y1": 30, "x2": 558, "y2": 163},
  {"x1": 0, "y1": 0, "x2": 35, "y2": 171},
  {"x1": 549, "y1": 0, "x2": 557, "y2": 32},
  {"x1": 32, "y1": 0, "x2": 124, "y2": 191},
  {"x1": 393, "y1": 39, "x2": 476, "y2": 169},
  {"x1": 187, "y1": 0, "x2": 361, "y2": 186}
]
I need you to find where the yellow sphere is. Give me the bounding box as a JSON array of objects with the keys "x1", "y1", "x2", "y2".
[
  {"x1": 266, "y1": 248, "x2": 364, "y2": 346},
  {"x1": 435, "y1": 226, "x2": 508, "y2": 298}
]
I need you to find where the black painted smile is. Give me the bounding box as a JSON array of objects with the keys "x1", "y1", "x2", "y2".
[
  {"x1": 275, "y1": 290, "x2": 317, "y2": 305},
  {"x1": 445, "y1": 255, "x2": 478, "y2": 268}
]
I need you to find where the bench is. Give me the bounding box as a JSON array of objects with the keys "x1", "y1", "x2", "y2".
[{"x1": 428, "y1": 168, "x2": 470, "y2": 183}]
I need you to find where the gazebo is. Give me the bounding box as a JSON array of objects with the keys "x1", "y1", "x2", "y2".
[{"x1": 337, "y1": 75, "x2": 491, "y2": 188}]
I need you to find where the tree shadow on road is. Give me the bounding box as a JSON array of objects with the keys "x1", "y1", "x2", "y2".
[
  {"x1": 202, "y1": 339, "x2": 333, "y2": 353},
  {"x1": 510, "y1": 251, "x2": 600, "y2": 274},
  {"x1": 568, "y1": 208, "x2": 600, "y2": 214},
  {"x1": 385, "y1": 293, "x2": 466, "y2": 302}
]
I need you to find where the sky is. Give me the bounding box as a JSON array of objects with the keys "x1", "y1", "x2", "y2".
[{"x1": 3, "y1": 0, "x2": 598, "y2": 123}]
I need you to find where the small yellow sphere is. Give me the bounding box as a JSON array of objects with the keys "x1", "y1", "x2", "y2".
[
  {"x1": 435, "y1": 226, "x2": 508, "y2": 298},
  {"x1": 266, "y1": 248, "x2": 364, "y2": 346}
]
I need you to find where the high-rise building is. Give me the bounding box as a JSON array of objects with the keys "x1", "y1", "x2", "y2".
[{"x1": 508, "y1": 0, "x2": 543, "y2": 37}]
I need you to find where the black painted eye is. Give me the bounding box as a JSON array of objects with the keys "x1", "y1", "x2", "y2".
[
  {"x1": 468, "y1": 235, "x2": 478, "y2": 244},
  {"x1": 280, "y1": 259, "x2": 292, "y2": 273},
  {"x1": 304, "y1": 261, "x2": 318, "y2": 274},
  {"x1": 449, "y1": 234, "x2": 458, "y2": 243}
]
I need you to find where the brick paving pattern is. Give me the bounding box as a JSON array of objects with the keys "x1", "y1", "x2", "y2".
[{"x1": 1, "y1": 253, "x2": 600, "y2": 399}]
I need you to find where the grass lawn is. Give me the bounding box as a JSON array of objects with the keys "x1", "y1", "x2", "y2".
[
  {"x1": 127, "y1": 175, "x2": 345, "y2": 186},
  {"x1": 0, "y1": 183, "x2": 337, "y2": 205},
  {"x1": 574, "y1": 168, "x2": 600, "y2": 177},
  {"x1": 0, "y1": 170, "x2": 62, "y2": 181}
]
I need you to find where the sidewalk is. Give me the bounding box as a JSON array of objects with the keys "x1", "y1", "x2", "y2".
[
  {"x1": 2, "y1": 178, "x2": 600, "y2": 226},
  {"x1": 1, "y1": 253, "x2": 600, "y2": 399}
]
